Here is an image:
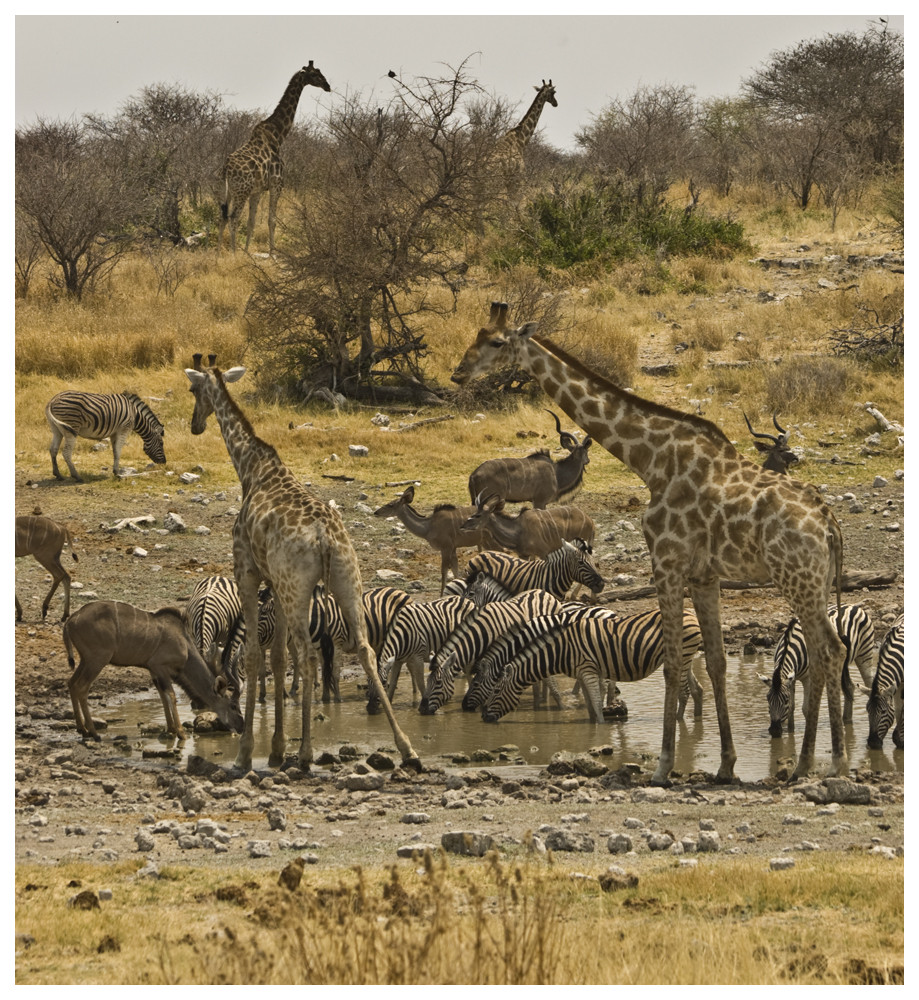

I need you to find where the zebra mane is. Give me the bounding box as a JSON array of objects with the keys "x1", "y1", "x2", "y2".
[{"x1": 123, "y1": 392, "x2": 164, "y2": 431}]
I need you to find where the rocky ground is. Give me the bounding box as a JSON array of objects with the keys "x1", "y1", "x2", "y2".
[{"x1": 14, "y1": 456, "x2": 905, "y2": 874}]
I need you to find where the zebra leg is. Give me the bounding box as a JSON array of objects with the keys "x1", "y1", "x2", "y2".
[
  {"x1": 49, "y1": 425, "x2": 66, "y2": 480},
  {"x1": 110, "y1": 429, "x2": 128, "y2": 477},
  {"x1": 547, "y1": 675, "x2": 565, "y2": 709},
  {"x1": 59, "y1": 431, "x2": 83, "y2": 482},
  {"x1": 575, "y1": 667, "x2": 605, "y2": 722}
]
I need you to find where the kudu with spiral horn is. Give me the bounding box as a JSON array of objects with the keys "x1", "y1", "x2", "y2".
[{"x1": 743, "y1": 412, "x2": 799, "y2": 474}]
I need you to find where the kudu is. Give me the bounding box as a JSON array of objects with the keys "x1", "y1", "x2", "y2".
[
  {"x1": 15, "y1": 514, "x2": 79, "y2": 622},
  {"x1": 463, "y1": 493, "x2": 596, "y2": 560},
  {"x1": 373, "y1": 485, "x2": 486, "y2": 595},
  {"x1": 467, "y1": 410, "x2": 592, "y2": 509},
  {"x1": 63, "y1": 601, "x2": 244, "y2": 743},
  {"x1": 743, "y1": 412, "x2": 799, "y2": 474}
]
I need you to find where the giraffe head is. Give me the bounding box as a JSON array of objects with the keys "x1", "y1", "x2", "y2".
[
  {"x1": 538, "y1": 79, "x2": 558, "y2": 108},
  {"x1": 451, "y1": 302, "x2": 537, "y2": 384},
  {"x1": 185, "y1": 354, "x2": 247, "y2": 434},
  {"x1": 298, "y1": 60, "x2": 331, "y2": 93}
]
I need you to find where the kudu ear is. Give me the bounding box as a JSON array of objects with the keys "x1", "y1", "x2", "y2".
[{"x1": 403, "y1": 485, "x2": 415, "y2": 502}]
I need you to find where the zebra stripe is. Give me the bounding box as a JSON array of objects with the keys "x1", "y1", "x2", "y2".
[
  {"x1": 481, "y1": 609, "x2": 704, "y2": 723},
  {"x1": 220, "y1": 585, "x2": 280, "y2": 703},
  {"x1": 369, "y1": 596, "x2": 475, "y2": 713},
  {"x1": 762, "y1": 604, "x2": 875, "y2": 736},
  {"x1": 863, "y1": 615, "x2": 903, "y2": 749},
  {"x1": 307, "y1": 586, "x2": 412, "y2": 703},
  {"x1": 420, "y1": 589, "x2": 567, "y2": 714},
  {"x1": 45, "y1": 390, "x2": 166, "y2": 481},
  {"x1": 462, "y1": 604, "x2": 621, "y2": 713},
  {"x1": 184, "y1": 574, "x2": 242, "y2": 673},
  {"x1": 464, "y1": 538, "x2": 604, "y2": 604}
]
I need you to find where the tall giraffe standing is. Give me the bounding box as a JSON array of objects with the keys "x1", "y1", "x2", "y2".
[
  {"x1": 184, "y1": 354, "x2": 419, "y2": 773},
  {"x1": 493, "y1": 79, "x2": 558, "y2": 189},
  {"x1": 218, "y1": 62, "x2": 331, "y2": 254},
  {"x1": 452, "y1": 304, "x2": 847, "y2": 785}
]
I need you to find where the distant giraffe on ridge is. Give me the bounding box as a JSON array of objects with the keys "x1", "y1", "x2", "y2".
[{"x1": 218, "y1": 62, "x2": 330, "y2": 254}]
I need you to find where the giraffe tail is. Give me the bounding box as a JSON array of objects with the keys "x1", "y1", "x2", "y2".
[{"x1": 830, "y1": 513, "x2": 845, "y2": 640}]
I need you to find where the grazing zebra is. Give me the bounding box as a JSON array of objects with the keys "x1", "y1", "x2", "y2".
[
  {"x1": 184, "y1": 575, "x2": 241, "y2": 673},
  {"x1": 369, "y1": 596, "x2": 475, "y2": 714},
  {"x1": 464, "y1": 538, "x2": 604, "y2": 605},
  {"x1": 759, "y1": 604, "x2": 875, "y2": 736},
  {"x1": 480, "y1": 609, "x2": 704, "y2": 723},
  {"x1": 857, "y1": 615, "x2": 903, "y2": 749},
  {"x1": 45, "y1": 390, "x2": 166, "y2": 481},
  {"x1": 420, "y1": 589, "x2": 567, "y2": 714}
]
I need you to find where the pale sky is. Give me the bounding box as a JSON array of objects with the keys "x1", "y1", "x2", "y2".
[{"x1": 14, "y1": 12, "x2": 902, "y2": 152}]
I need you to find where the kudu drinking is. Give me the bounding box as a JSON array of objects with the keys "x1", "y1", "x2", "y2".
[
  {"x1": 463, "y1": 493, "x2": 596, "y2": 559},
  {"x1": 63, "y1": 600, "x2": 244, "y2": 743}
]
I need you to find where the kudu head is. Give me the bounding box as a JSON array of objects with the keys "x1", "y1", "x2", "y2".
[
  {"x1": 743, "y1": 412, "x2": 799, "y2": 474},
  {"x1": 374, "y1": 485, "x2": 415, "y2": 518},
  {"x1": 545, "y1": 410, "x2": 580, "y2": 452},
  {"x1": 462, "y1": 492, "x2": 505, "y2": 532}
]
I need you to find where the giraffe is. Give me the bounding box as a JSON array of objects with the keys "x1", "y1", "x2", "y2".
[
  {"x1": 492, "y1": 79, "x2": 558, "y2": 190},
  {"x1": 452, "y1": 303, "x2": 847, "y2": 785},
  {"x1": 217, "y1": 62, "x2": 331, "y2": 254},
  {"x1": 184, "y1": 354, "x2": 419, "y2": 773}
]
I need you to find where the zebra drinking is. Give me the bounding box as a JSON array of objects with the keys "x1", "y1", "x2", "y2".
[
  {"x1": 480, "y1": 609, "x2": 704, "y2": 724},
  {"x1": 759, "y1": 604, "x2": 875, "y2": 736},
  {"x1": 45, "y1": 390, "x2": 166, "y2": 481},
  {"x1": 857, "y1": 615, "x2": 903, "y2": 749}
]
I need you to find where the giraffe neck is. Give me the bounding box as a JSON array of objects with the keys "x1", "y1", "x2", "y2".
[
  {"x1": 207, "y1": 376, "x2": 281, "y2": 494},
  {"x1": 517, "y1": 336, "x2": 735, "y2": 491},
  {"x1": 509, "y1": 88, "x2": 551, "y2": 148},
  {"x1": 261, "y1": 73, "x2": 308, "y2": 143}
]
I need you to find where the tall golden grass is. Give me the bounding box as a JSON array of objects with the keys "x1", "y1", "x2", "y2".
[
  {"x1": 15, "y1": 853, "x2": 903, "y2": 985},
  {"x1": 14, "y1": 188, "x2": 903, "y2": 495}
]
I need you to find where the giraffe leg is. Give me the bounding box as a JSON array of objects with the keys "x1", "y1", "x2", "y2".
[
  {"x1": 650, "y1": 576, "x2": 690, "y2": 785},
  {"x1": 244, "y1": 192, "x2": 261, "y2": 252},
  {"x1": 287, "y1": 620, "x2": 317, "y2": 771},
  {"x1": 793, "y1": 613, "x2": 847, "y2": 778},
  {"x1": 267, "y1": 181, "x2": 281, "y2": 255},
  {"x1": 268, "y1": 601, "x2": 289, "y2": 767},
  {"x1": 689, "y1": 580, "x2": 736, "y2": 783},
  {"x1": 233, "y1": 568, "x2": 262, "y2": 772}
]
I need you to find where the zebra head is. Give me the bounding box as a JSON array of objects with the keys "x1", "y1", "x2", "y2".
[
  {"x1": 758, "y1": 667, "x2": 793, "y2": 737},
  {"x1": 126, "y1": 393, "x2": 167, "y2": 465},
  {"x1": 567, "y1": 538, "x2": 604, "y2": 595},
  {"x1": 858, "y1": 680, "x2": 898, "y2": 750}
]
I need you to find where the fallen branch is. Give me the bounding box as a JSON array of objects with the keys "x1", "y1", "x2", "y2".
[
  {"x1": 864, "y1": 402, "x2": 904, "y2": 435},
  {"x1": 384, "y1": 479, "x2": 420, "y2": 488},
  {"x1": 601, "y1": 569, "x2": 897, "y2": 603},
  {"x1": 101, "y1": 515, "x2": 156, "y2": 533},
  {"x1": 396, "y1": 414, "x2": 455, "y2": 432}
]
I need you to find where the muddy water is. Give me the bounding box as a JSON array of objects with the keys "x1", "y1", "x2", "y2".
[{"x1": 98, "y1": 652, "x2": 902, "y2": 781}]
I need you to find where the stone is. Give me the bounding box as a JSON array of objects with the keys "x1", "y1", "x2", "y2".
[
  {"x1": 607, "y1": 833, "x2": 633, "y2": 854},
  {"x1": 544, "y1": 829, "x2": 596, "y2": 853},
  {"x1": 599, "y1": 867, "x2": 638, "y2": 891},
  {"x1": 697, "y1": 831, "x2": 721, "y2": 853},
  {"x1": 345, "y1": 772, "x2": 385, "y2": 792},
  {"x1": 440, "y1": 831, "x2": 496, "y2": 857},
  {"x1": 397, "y1": 843, "x2": 436, "y2": 859},
  {"x1": 268, "y1": 808, "x2": 287, "y2": 832},
  {"x1": 163, "y1": 512, "x2": 186, "y2": 532},
  {"x1": 349, "y1": 445, "x2": 369, "y2": 457},
  {"x1": 247, "y1": 840, "x2": 272, "y2": 858},
  {"x1": 400, "y1": 813, "x2": 431, "y2": 825},
  {"x1": 647, "y1": 833, "x2": 673, "y2": 851},
  {"x1": 769, "y1": 857, "x2": 796, "y2": 871},
  {"x1": 134, "y1": 830, "x2": 155, "y2": 852}
]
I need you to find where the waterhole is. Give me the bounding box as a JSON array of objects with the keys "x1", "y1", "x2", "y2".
[{"x1": 96, "y1": 652, "x2": 901, "y2": 781}]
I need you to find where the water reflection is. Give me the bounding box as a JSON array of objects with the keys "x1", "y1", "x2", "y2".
[{"x1": 98, "y1": 653, "x2": 902, "y2": 781}]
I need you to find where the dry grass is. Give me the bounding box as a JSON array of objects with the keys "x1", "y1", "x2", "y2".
[{"x1": 15, "y1": 853, "x2": 903, "y2": 985}]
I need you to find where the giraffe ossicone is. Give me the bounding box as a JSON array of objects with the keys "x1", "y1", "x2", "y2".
[
  {"x1": 452, "y1": 302, "x2": 848, "y2": 785},
  {"x1": 184, "y1": 353, "x2": 419, "y2": 774}
]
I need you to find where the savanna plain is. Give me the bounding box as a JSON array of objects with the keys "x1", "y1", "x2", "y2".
[{"x1": 14, "y1": 191, "x2": 904, "y2": 985}]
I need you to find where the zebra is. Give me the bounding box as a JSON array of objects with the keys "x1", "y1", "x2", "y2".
[
  {"x1": 45, "y1": 390, "x2": 166, "y2": 481},
  {"x1": 307, "y1": 585, "x2": 412, "y2": 704},
  {"x1": 856, "y1": 615, "x2": 903, "y2": 749},
  {"x1": 463, "y1": 538, "x2": 604, "y2": 605},
  {"x1": 224, "y1": 585, "x2": 413, "y2": 705},
  {"x1": 221, "y1": 585, "x2": 294, "y2": 705},
  {"x1": 480, "y1": 609, "x2": 704, "y2": 724},
  {"x1": 759, "y1": 604, "x2": 875, "y2": 736},
  {"x1": 420, "y1": 589, "x2": 568, "y2": 715},
  {"x1": 369, "y1": 596, "x2": 475, "y2": 714},
  {"x1": 184, "y1": 575, "x2": 241, "y2": 675}
]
